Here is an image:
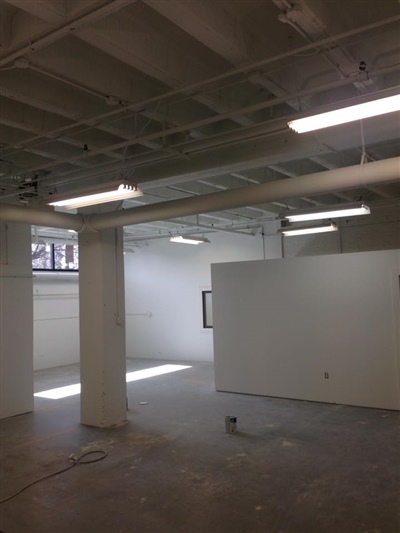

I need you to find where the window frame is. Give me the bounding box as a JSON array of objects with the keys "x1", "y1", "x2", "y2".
[{"x1": 201, "y1": 290, "x2": 213, "y2": 329}]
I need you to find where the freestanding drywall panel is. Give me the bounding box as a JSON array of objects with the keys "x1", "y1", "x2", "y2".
[
  {"x1": 212, "y1": 250, "x2": 400, "y2": 410},
  {"x1": 33, "y1": 275, "x2": 80, "y2": 370}
]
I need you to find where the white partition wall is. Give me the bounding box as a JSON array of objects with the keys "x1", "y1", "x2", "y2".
[
  {"x1": 0, "y1": 222, "x2": 33, "y2": 419},
  {"x1": 31, "y1": 229, "x2": 281, "y2": 370},
  {"x1": 33, "y1": 275, "x2": 79, "y2": 370},
  {"x1": 212, "y1": 250, "x2": 400, "y2": 410}
]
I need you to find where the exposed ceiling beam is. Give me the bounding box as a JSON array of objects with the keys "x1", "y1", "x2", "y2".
[
  {"x1": 143, "y1": 0, "x2": 389, "y2": 110},
  {"x1": 74, "y1": 30, "x2": 253, "y2": 128},
  {"x1": 0, "y1": 81, "x2": 150, "y2": 164},
  {"x1": 272, "y1": 0, "x2": 381, "y2": 93},
  {"x1": 3, "y1": 0, "x2": 68, "y2": 23},
  {"x1": 5, "y1": 69, "x2": 399, "y2": 182},
  {"x1": 3, "y1": 10, "x2": 396, "y2": 176},
  {"x1": 0, "y1": 0, "x2": 137, "y2": 67}
]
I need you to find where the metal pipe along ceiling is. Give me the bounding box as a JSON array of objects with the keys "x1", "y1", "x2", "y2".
[
  {"x1": 89, "y1": 157, "x2": 400, "y2": 230},
  {"x1": 0, "y1": 157, "x2": 399, "y2": 231},
  {"x1": 0, "y1": 204, "x2": 84, "y2": 231}
]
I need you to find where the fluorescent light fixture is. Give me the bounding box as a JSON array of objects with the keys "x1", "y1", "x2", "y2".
[
  {"x1": 47, "y1": 180, "x2": 143, "y2": 209},
  {"x1": 279, "y1": 222, "x2": 338, "y2": 236},
  {"x1": 34, "y1": 364, "x2": 192, "y2": 399},
  {"x1": 170, "y1": 236, "x2": 210, "y2": 245},
  {"x1": 288, "y1": 94, "x2": 400, "y2": 133},
  {"x1": 284, "y1": 202, "x2": 370, "y2": 222}
]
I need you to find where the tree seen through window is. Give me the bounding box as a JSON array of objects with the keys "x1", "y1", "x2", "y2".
[{"x1": 32, "y1": 243, "x2": 79, "y2": 271}]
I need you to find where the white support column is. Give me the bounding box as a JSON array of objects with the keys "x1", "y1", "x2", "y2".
[
  {"x1": 0, "y1": 222, "x2": 33, "y2": 419},
  {"x1": 78, "y1": 227, "x2": 127, "y2": 427}
]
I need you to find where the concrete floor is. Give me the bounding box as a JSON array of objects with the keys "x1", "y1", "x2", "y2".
[{"x1": 1, "y1": 358, "x2": 399, "y2": 533}]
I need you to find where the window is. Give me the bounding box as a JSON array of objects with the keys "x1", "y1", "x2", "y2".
[
  {"x1": 32, "y1": 243, "x2": 79, "y2": 271},
  {"x1": 202, "y1": 290, "x2": 213, "y2": 328}
]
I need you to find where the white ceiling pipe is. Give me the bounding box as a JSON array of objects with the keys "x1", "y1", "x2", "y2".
[
  {"x1": 125, "y1": 224, "x2": 262, "y2": 242},
  {"x1": 127, "y1": 222, "x2": 255, "y2": 241},
  {"x1": 89, "y1": 157, "x2": 400, "y2": 231},
  {"x1": 0, "y1": 204, "x2": 84, "y2": 231},
  {"x1": 123, "y1": 215, "x2": 274, "y2": 241},
  {"x1": 125, "y1": 230, "x2": 215, "y2": 243},
  {"x1": 1, "y1": 158, "x2": 399, "y2": 231},
  {"x1": 125, "y1": 220, "x2": 269, "y2": 241}
]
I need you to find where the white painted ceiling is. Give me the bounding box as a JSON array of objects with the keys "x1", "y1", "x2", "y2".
[{"x1": 0, "y1": 0, "x2": 399, "y2": 245}]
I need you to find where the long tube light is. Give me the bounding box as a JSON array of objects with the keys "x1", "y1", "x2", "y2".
[
  {"x1": 170, "y1": 236, "x2": 210, "y2": 245},
  {"x1": 288, "y1": 94, "x2": 400, "y2": 133},
  {"x1": 279, "y1": 222, "x2": 338, "y2": 236},
  {"x1": 283, "y1": 202, "x2": 370, "y2": 222},
  {"x1": 47, "y1": 181, "x2": 143, "y2": 209}
]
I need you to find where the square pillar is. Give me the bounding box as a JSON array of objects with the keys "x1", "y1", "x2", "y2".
[{"x1": 78, "y1": 227, "x2": 127, "y2": 427}]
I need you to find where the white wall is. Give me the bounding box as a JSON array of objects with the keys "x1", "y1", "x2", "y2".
[
  {"x1": 212, "y1": 249, "x2": 400, "y2": 410},
  {"x1": 124, "y1": 231, "x2": 282, "y2": 362},
  {"x1": 0, "y1": 223, "x2": 33, "y2": 418},
  {"x1": 32, "y1": 208, "x2": 398, "y2": 371},
  {"x1": 32, "y1": 230, "x2": 281, "y2": 368},
  {"x1": 33, "y1": 273, "x2": 79, "y2": 370}
]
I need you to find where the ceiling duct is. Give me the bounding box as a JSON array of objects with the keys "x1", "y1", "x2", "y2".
[{"x1": 1, "y1": 158, "x2": 399, "y2": 232}]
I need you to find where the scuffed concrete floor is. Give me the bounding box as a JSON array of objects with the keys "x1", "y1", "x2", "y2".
[{"x1": 1, "y1": 358, "x2": 399, "y2": 533}]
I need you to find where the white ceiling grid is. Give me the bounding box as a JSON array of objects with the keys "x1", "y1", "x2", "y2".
[{"x1": 0, "y1": 0, "x2": 399, "y2": 243}]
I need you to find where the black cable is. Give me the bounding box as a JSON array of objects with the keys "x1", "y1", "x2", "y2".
[{"x1": 0, "y1": 450, "x2": 107, "y2": 504}]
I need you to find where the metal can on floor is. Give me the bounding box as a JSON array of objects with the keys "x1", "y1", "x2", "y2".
[{"x1": 225, "y1": 416, "x2": 237, "y2": 433}]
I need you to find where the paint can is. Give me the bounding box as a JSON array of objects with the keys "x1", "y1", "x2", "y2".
[{"x1": 225, "y1": 416, "x2": 237, "y2": 434}]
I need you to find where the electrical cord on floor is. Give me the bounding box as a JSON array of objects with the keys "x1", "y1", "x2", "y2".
[{"x1": 0, "y1": 450, "x2": 107, "y2": 504}]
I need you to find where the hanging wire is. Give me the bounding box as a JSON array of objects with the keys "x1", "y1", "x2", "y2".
[
  {"x1": 0, "y1": 450, "x2": 108, "y2": 504},
  {"x1": 360, "y1": 119, "x2": 367, "y2": 165}
]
